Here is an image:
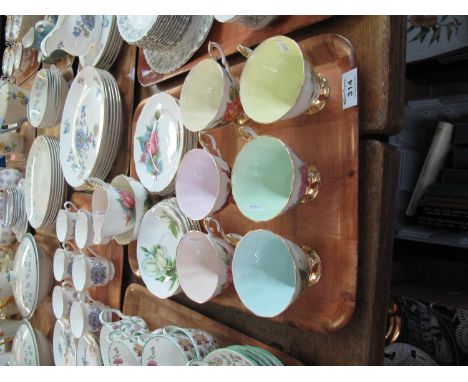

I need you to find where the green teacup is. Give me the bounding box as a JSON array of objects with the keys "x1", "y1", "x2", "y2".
[{"x1": 231, "y1": 126, "x2": 320, "y2": 222}]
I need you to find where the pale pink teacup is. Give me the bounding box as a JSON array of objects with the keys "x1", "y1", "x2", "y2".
[
  {"x1": 175, "y1": 133, "x2": 230, "y2": 221},
  {"x1": 176, "y1": 217, "x2": 235, "y2": 303}
]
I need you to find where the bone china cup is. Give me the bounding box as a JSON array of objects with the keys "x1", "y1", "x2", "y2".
[
  {"x1": 71, "y1": 253, "x2": 115, "y2": 292},
  {"x1": 55, "y1": 201, "x2": 78, "y2": 243},
  {"x1": 74, "y1": 209, "x2": 94, "y2": 249},
  {"x1": 70, "y1": 299, "x2": 110, "y2": 338},
  {"x1": 180, "y1": 41, "x2": 244, "y2": 132},
  {"x1": 231, "y1": 127, "x2": 320, "y2": 222},
  {"x1": 51, "y1": 282, "x2": 79, "y2": 320},
  {"x1": 232, "y1": 229, "x2": 321, "y2": 318},
  {"x1": 238, "y1": 35, "x2": 329, "y2": 124},
  {"x1": 176, "y1": 218, "x2": 234, "y2": 303},
  {"x1": 176, "y1": 134, "x2": 230, "y2": 220},
  {"x1": 53, "y1": 244, "x2": 77, "y2": 282},
  {"x1": 91, "y1": 178, "x2": 135, "y2": 245}
]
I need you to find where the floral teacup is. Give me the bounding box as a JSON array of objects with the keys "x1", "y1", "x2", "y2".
[
  {"x1": 180, "y1": 41, "x2": 246, "y2": 132},
  {"x1": 99, "y1": 308, "x2": 149, "y2": 366}
]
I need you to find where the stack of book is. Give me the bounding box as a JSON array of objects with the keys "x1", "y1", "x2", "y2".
[
  {"x1": 414, "y1": 123, "x2": 468, "y2": 231},
  {"x1": 416, "y1": 182, "x2": 468, "y2": 231}
]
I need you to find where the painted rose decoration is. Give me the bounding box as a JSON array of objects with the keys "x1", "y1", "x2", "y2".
[{"x1": 137, "y1": 110, "x2": 163, "y2": 177}]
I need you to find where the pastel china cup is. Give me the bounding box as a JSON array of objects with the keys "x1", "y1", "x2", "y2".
[
  {"x1": 232, "y1": 229, "x2": 321, "y2": 318},
  {"x1": 180, "y1": 41, "x2": 245, "y2": 132},
  {"x1": 71, "y1": 252, "x2": 115, "y2": 292},
  {"x1": 55, "y1": 201, "x2": 79, "y2": 243},
  {"x1": 232, "y1": 126, "x2": 320, "y2": 222},
  {"x1": 140, "y1": 331, "x2": 198, "y2": 366},
  {"x1": 176, "y1": 133, "x2": 230, "y2": 220},
  {"x1": 176, "y1": 217, "x2": 234, "y2": 303},
  {"x1": 90, "y1": 178, "x2": 136, "y2": 245},
  {"x1": 0, "y1": 80, "x2": 29, "y2": 126},
  {"x1": 51, "y1": 282, "x2": 80, "y2": 320},
  {"x1": 163, "y1": 326, "x2": 218, "y2": 360},
  {"x1": 0, "y1": 271, "x2": 13, "y2": 299},
  {"x1": 70, "y1": 298, "x2": 111, "y2": 338},
  {"x1": 238, "y1": 35, "x2": 329, "y2": 124},
  {"x1": 74, "y1": 209, "x2": 95, "y2": 249},
  {"x1": 99, "y1": 308, "x2": 149, "y2": 366},
  {"x1": 0, "y1": 132, "x2": 24, "y2": 155},
  {"x1": 53, "y1": 243, "x2": 78, "y2": 282},
  {"x1": 0, "y1": 168, "x2": 21, "y2": 189}
]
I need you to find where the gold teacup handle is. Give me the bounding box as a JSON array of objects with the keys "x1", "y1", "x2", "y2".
[
  {"x1": 238, "y1": 126, "x2": 257, "y2": 142},
  {"x1": 224, "y1": 233, "x2": 242, "y2": 247},
  {"x1": 306, "y1": 73, "x2": 330, "y2": 115},
  {"x1": 203, "y1": 217, "x2": 225, "y2": 239},
  {"x1": 301, "y1": 245, "x2": 321, "y2": 286},
  {"x1": 300, "y1": 164, "x2": 321, "y2": 203},
  {"x1": 0, "y1": 295, "x2": 14, "y2": 310},
  {"x1": 237, "y1": 44, "x2": 253, "y2": 59},
  {"x1": 84, "y1": 177, "x2": 106, "y2": 191}
]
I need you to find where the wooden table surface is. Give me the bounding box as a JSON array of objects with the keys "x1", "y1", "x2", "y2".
[{"x1": 2, "y1": 15, "x2": 405, "y2": 365}]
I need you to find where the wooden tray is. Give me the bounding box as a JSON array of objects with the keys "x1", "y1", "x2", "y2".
[
  {"x1": 123, "y1": 283, "x2": 303, "y2": 365},
  {"x1": 138, "y1": 15, "x2": 330, "y2": 86},
  {"x1": 70, "y1": 192, "x2": 124, "y2": 309},
  {"x1": 129, "y1": 33, "x2": 359, "y2": 334}
]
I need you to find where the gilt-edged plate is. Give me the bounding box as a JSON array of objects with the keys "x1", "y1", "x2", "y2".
[
  {"x1": 133, "y1": 92, "x2": 185, "y2": 194},
  {"x1": 60, "y1": 67, "x2": 107, "y2": 188},
  {"x1": 137, "y1": 201, "x2": 186, "y2": 298}
]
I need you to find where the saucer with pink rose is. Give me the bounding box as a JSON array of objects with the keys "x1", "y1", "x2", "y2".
[{"x1": 132, "y1": 92, "x2": 198, "y2": 196}]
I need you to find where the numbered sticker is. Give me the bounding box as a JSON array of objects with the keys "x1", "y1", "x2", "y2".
[
  {"x1": 248, "y1": 204, "x2": 264, "y2": 212},
  {"x1": 342, "y1": 68, "x2": 358, "y2": 110}
]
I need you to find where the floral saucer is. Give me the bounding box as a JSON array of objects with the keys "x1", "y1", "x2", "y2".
[
  {"x1": 133, "y1": 93, "x2": 185, "y2": 194},
  {"x1": 137, "y1": 201, "x2": 187, "y2": 298},
  {"x1": 53, "y1": 318, "x2": 78, "y2": 366}
]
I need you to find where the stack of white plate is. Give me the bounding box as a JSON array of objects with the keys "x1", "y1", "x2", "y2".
[
  {"x1": 137, "y1": 197, "x2": 200, "y2": 299},
  {"x1": 27, "y1": 68, "x2": 68, "y2": 128},
  {"x1": 1, "y1": 178, "x2": 28, "y2": 241},
  {"x1": 79, "y1": 15, "x2": 123, "y2": 70},
  {"x1": 25, "y1": 136, "x2": 67, "y2": 229},
  {"x1": 133, "y1": 92, "x2": 198, "y2": 196},
  {"x1": 60, "y1": 66, "x2": 123, "y2": 189}
]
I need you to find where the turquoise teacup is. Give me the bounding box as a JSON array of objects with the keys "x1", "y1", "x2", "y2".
[
  {"x1": 231, "y1": 229, "x2": 321, "y2": 318},
  {"x1": 231, "y1": 126, "x2": 320, "y2": 222}
]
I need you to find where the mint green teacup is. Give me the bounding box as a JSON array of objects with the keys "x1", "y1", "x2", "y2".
[
  {"x1": 231, "y1": 229, "x2": 321, "y2": 318},
  {"x1": 231, "y1": 126, "x2": 320, "y2": 222}
]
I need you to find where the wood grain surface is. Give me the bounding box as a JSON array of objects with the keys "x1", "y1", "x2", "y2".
[
  {"x1": 123, "y1": 283, "x2": 303, "y2": 366},
  {"x1": 138, "y1": 15, "x2": 330, "y2": 86},
  {"x1": 130, "y1": 33, "x2": 359, "y2": 334},
  {"x1": 163, "y1": 139, "x2": 398, "y2": 365}
]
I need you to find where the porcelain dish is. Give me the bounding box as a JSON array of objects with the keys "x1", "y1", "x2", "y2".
[
  {"x1": 12, "y1": 233, "x2": 53, "y2": 319},
  {"x1": 143, "y1": 15, "x2": 213, "y2": 74},
  {"x1": 60, "y1": 67, "x2": 123, "y2": 188},
  {"x1": 133, "y1": 92, "x2": 197, "y2": 195},
  {"x1": 25, "y1": 136, "x2": 66, "y2": 229},
  {"x1": 137, "y1": 198, "x2": 200, "y2": 299}
]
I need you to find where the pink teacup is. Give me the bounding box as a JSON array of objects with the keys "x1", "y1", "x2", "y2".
[
  {"x1": 176, "y1": 217, "x2": 235, "y2": 303},
  {"x1": 175, "y1": 133, "x2": 230, "y2": 221}
]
